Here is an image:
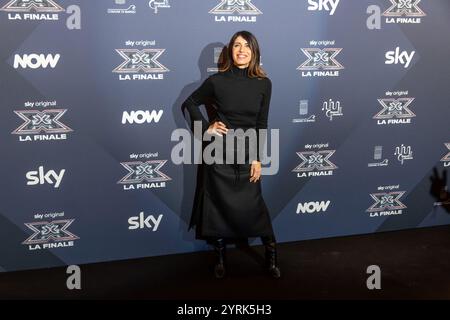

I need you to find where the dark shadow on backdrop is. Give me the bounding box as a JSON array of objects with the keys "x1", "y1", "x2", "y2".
[{"x1": 171, "y1": 43, "x2": 226, "y2": 245}]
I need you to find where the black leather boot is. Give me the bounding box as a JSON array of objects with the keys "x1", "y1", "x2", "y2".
[
  {"x1": 262, "y1": 237, "x2": 281, "y2": 279},
  {"x1": 213, "y1": 238, "x2": 226, "y2": 279}
]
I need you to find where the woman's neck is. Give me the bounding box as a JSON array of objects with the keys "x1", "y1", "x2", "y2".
[{"x1": 231, "y1": 63, "x2": 249, "y2": 77}]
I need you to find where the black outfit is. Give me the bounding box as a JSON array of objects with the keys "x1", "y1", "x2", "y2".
[{"x1": 183, "y1": 64, "x2": 275, "y2": 240}]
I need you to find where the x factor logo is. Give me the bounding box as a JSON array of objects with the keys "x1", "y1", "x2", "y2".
[
  {"x1": 292, "y1": 150, "x2": 338, "y2": 172},
  {"x1": 383, "y1": 0, "x2": 425, "y2": 17},
  {"x1": 118, "y1": 160, "x2": 171, "y2": 184},
  {"x1": 0, "y1": 0, "x2": 64, "y2": 12},
  {"x1": 11, "y1": 109, "x2": 73, "y2": 134},
  {"x1": 367, "y1": 191, "x2": 407, "y2": 212},
  {"x1": 23, "y1": 219, "x2": 79, "y2": 245},
  {"x1": 374, "y1": 98, "x2": 415, "y2": 119},
  {"x1": 297, "y1": 48, "x2": 344, "y2": 71},
  {"x1": 113, "y1": 49, "x2": 169, "y2": 73},
  {"x1": 209, "y1": 0, "x2": 262, "y2": 15},
  {"x1": 441, "y1": 143, "x2": 450, "y2": 162}
]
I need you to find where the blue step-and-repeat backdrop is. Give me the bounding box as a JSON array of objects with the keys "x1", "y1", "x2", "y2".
[{"x1": 1, "y1": 0, "x2": 450, "y2": 272}]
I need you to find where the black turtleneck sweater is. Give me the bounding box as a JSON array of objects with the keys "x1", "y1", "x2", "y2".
[{"x1": 183, "y1": 64, "x2": 272, "y2": 162}]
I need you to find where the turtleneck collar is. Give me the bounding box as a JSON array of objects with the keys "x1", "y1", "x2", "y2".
[{"x1": 230, "y1": 64, "x2": 249, "y2": 78}]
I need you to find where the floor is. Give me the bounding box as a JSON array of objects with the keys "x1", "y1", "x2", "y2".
[{"x1": 1, "y1": 225, "x2": 450, "y2": 300}]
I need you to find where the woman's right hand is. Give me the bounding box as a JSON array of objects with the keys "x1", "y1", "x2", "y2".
[{"x1": 207, "y1": 121, "x2": 228, "y2": 136}]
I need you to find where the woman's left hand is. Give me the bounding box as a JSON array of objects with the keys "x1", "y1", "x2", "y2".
[{"x1": 250, "y1": 160, "x2": 261, "y2": 183}]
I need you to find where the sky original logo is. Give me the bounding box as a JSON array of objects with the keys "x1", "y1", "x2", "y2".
[
  {"x1": 113, "y1": 41, "x2": 169, "y2": 81},
  {"x1": 374, "y1": 91, "x2": 415, "y2": 125},
  {"x1": 23, "y1": 219, "x2": 79, "y2": 250},
  {"x1": 307, "y1": 0, "x2": 340, "y2": 15},
  {"x1": 118, "y1": 158, "x2": 171, "y2": 190},
  {"x1": 292, "y1": 143, "x2": 337, "y2": 178},
  {"x1": 374, "y1": 97, "x2": 416, "y2": 125},
  {"x1": 209, "y1": 0, "x2": 262, "y2": 23},
  {"x1": 366, "y1": 187, "x2": 406, "y2": 217},
  {"x1": 298, "y1": 41, "x2": 344, "y2": 77},
  {"x1": 12, "y1": 108, "x2": 73, "y2": 142}
]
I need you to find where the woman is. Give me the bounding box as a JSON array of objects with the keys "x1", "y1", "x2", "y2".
[{"x1": 183, "y1": 30, "x2": 280, "y2": 279}]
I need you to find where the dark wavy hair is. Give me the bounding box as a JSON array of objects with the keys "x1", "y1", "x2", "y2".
[{"x1": 219, "y1": 30, "x2": 267, "y2": 78}]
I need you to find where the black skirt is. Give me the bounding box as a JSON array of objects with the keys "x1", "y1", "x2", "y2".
[{"x1": 189, "y1": 161, "x2": 274, "y2": 240}]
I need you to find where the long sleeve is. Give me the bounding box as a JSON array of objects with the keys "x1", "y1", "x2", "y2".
[
  {"x1": 182, "y1": 76, "x2": 215, "y2": 135},
  {"x1": 256, "y1": 78, "x2": 272, "y2": 162}
]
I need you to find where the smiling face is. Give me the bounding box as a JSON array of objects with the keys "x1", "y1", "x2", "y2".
[{"x1": 232, "y1": 35, "x2": 252, "y2": 68}]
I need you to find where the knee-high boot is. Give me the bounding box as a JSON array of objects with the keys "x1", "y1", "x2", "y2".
[
  {"x1": 212, "y1": 238, "x2": 226, "y2": 279},
  {"x1": 261, "y1": 236, "x2": 281, "y2": 278}
]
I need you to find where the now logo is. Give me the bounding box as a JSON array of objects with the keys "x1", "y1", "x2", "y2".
[
  {"x1": 13, "y1": 53, "x2": 60, "y2": 69},
  {"x1": 385, "y1": 47, "x2": 415, "y2": 68},
  {"x1": 122, "y1": 110, "x2": 164, "y2": 124},
  {"x1": 307, "y1": 0, "x2": 340, "y2": 15},
  {"x1": 26, "y1": 166, "x2": 65, "y2": 188},
  {"x1": 128, "y1": 212, "x2": 163, "y2": 231},
  {"x1": 296, "y1": 201, "x2": 331, "y2": 214}
]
